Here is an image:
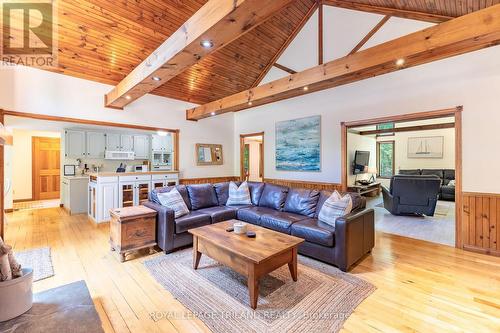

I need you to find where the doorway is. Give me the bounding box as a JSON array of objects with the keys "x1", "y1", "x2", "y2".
[
  {"x1": 32, "y1": 137, "x2": 61, "y2": 200},
  {"x1": 240, "y1": 132, "x2": 264, "y2": 182},
  {"x1": 341, "y1": 107, "x2": 463, "y2": 248}
]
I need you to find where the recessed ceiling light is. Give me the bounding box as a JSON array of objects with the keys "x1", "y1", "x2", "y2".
[
  {"x1": 395, "y1": 58, "x2": 405, "y2": 67},
  {"x1": 210, "y1": 112, "x2": 216, "y2": 116},
  {"x1": 152, "y1": 76, "x2": 161, "y2": 81},
  {"x1": 248, "y1": 101, "x2": 253, "y2": 106},
  {"x1": 200, "y1": 40, "x2": 214, "y2": 48},
  {"x1": 303, "y1": 86, "x2": 309, "y2": 91},
  {"x1": 125, "y1": 95, "x2": 131, "y2": 100}
]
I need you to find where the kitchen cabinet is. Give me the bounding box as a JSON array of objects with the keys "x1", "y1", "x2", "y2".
[
  {"x1": 151, "y1": 173, "x2": 179, "y2": 189},
  {"x1": 105, "y1": 133, "x2": 121, "y2": 151},
  {"x1": 88, "y1": 176, "x2": 119, "y2": 223},
  {"x1": 86, "y1": 132, "x2": 106, "y2": 158},
  {"x1": 105, "y1": 133, "x2": 135, "y2": 152},
  {"x1": 62, "y1": 176, "x2": 89, "y2": 215},
  {"x1": 121, "y1": 135, "x2": 134, "y2": 151},
  {"x1": 133, "y1": 135, "x2": 150, "y2": 159},
  {"x1": 151, "y1": 134, "x2": 172, "y2": 152},
  {"x1": 65, "y1": 130, "x2": 86, "y2": 158},
  {"x1": 88, "y1": 172, "x2": 178, "y2": 223},
  {"x1": 118, "y1": 174, "x2": 151, "y2": 207}
]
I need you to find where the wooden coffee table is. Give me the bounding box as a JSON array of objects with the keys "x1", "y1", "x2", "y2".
[{"x1": 189, "y1": 220, "x2": 304, "y2": 309}]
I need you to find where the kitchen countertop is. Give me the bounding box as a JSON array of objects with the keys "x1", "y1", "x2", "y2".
[
  {"x1": 88, "y1": 170, "x2": 179, "y2": 177},
  {"x1": 63, "y1": 175, "x2": 90, "y2": 180}
]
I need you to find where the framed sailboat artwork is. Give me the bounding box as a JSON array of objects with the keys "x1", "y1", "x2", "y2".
[{"x1": 407, "y1": 136, "x2": 444, "y2": 158}]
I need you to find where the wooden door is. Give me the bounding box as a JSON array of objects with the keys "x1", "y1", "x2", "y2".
[{"x1": 32, "y1": 137, "x2": 61, "y2": 200}]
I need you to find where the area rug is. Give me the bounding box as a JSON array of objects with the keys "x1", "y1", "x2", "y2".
[
  {"x1": 15, "y1": 247, "x2": 54, "y2": 282},
  {"x1": 0, "y1": 281, "x2": 104, "y2": 333},
  {"x1": 144, "y1": 249, "x2": 375, "y2": 333}
]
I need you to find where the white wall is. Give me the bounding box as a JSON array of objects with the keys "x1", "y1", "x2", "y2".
[
  {"x1": 245, "y1": 140, "x2": 262, "y2": 182},
  {"x1": 347, "y1": 132, "x2": 376, "y2": 185},
  {"x1": 7, "y1": 129, "x2": 60, "y2": 203},
  {"x1": 378, "y1": 128, "x2": 455, "y2": 171},
  {"x1": 234, "y1": 8, "x2": 500, "y2": 193},
  {"x1": 0, "y1": 65, "x2": 236, "y2": 179}
]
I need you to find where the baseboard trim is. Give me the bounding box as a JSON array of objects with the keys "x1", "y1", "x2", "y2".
[
  {"x1": 13, "y1": 198, "x2": 33, "y2": 203},
  {"x1": 179, "y1": 176, "x2": 239, "y2": 185},
  {"x1": 463, "y1": 245, "x2": 500, "y2": 257},
  {"x1": 263, "y1": 178, "x2": 342, "y2": 191}
]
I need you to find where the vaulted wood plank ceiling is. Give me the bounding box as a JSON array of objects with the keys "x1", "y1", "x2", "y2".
[{"x1": 25, "y1": 0, "x2": 500, "y2": 105}]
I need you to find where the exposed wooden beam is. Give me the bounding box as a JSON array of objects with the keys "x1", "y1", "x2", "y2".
[
  {"x1": 348, "y1": 15, "x2": 390, "y2": 55},
  {"x1": 273, "y1": 63, "x2": 297, "y2": 75},
  {"x1": 357, "y1": 122, "x2": 455, "y2": 135},
  {"x1": 186, "y1": 5, "x2": 500, "y2": 121},
  {"x1": 318, "y1": 0, "x2": 324, "y2": 65},
  {"x1": 104, "y1": 0, "x2": 294, "y2": 109},
  {"x1": 323, "y1": 0, "x2": 454, "y2": 24},
  {"x1": 251, "y1": 1, "x2": 318, "y2": 87}
]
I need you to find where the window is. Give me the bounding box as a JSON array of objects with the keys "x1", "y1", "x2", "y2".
[
  {"x1": 377, "y1": 141, "x2": 394, "y2": 178},
  {"x1": 243, "y1": 144, "x2": 250, "y2": 176},
  {"x1": 376, "y1": 122, "x2": 395, "y2": 137}
]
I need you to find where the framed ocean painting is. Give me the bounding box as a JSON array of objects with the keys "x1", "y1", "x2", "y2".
[{"x1": 275, "y1": 115, "x2": 321, "y2": 171}]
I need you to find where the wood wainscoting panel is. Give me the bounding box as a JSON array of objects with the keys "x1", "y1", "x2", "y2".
[
  {"x1": 179, "y1": 176, "x2": 239, "y2": 185},
  {"x1": 462, "y1": 192, "x2": 500, "y2": 257},
  {"x1": 263, "y1": 178, "x2": 342, "y2": 192}
]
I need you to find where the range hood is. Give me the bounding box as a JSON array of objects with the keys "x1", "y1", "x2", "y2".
[{"x1": 105, "y1": 150, "x2": 135, "y2": 160}]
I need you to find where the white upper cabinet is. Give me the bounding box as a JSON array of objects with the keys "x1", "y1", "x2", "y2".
[
  {"x1": 65, "y1": 130, "x2": 86, "y2": 158},
  {"x1": 133, "y1": 135, "x2": 150, "y2": 159},
  {"x1": 86, "y1": 132, "x2": 106, "y2": 158},
  {"x1": 151, "y1": 134, "x2": 172, "y2": 152},
  {"x1": 121, "y1": 134, "x2": 134, "y2": 151},
  {"x1": 106, "y1": 133, "x2": 121, "y2": 151}
]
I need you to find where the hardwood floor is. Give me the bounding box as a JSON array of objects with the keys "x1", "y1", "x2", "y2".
[{"x1": 5, "y1": 207, "x2": 500, "y2": 332}]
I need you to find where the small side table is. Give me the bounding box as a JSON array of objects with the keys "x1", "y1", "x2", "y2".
[
  {"x1": 348, "y1": 182, "x2": 382, "y2": 197},
  {"x1": 109, "y1": 205, "x2": 157, "y2": 262}
]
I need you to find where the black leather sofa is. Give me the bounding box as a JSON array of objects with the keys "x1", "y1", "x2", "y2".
[
  {"x1": 382, "y1": 175, "x2": 441, "y2": 216},
  {"x1": 145, "y1": 181, "x2": 375, "y2": 272},
  {"x1": 399, "y1": 169, "x2": 455, "y2": 201}
]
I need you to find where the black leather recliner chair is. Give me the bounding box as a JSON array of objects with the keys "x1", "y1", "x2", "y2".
[{"x1": 382, "y1": 175, "x2": 441, "y2": 216}]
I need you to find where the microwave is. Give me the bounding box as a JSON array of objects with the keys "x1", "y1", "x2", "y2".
[{"x1": 105, "y1": 150, "x2": 135, "y2": 160}]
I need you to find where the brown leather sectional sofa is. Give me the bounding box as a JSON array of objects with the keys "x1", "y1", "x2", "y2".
[{"x1": 145, "y1": 181, "x2": 375, "y2": 271}]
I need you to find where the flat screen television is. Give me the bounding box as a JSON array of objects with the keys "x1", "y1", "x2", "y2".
[{"x1": 353, "y1": 150, "x2": 370, "y2": 175}]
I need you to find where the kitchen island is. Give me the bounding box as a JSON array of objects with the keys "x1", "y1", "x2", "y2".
[{"x1": 88, "y1": 171, "x2": 179, "y2": 223}]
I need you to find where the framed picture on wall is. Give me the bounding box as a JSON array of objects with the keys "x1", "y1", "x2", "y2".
[
  {"x1": 63, "y1": 165, "x2": 76, "y2": 176},
  {"x1": 196, "y1": 144, "x2": 223, "y2": 165},
  {"x1": 275, "y1": 115, "x2": 321, "y2": 171},
  {"x1": 407, "y1": 136, "x2": 444, "y2": 158}
]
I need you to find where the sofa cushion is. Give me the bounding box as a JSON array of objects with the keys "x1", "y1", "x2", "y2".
[
  {"x1": 227, "y1": 181, "x2": 252, "y2": 206},
  {"x1": 258, "y1": 184, "x2": 289, "y2": 210},
  {"x1": 443, "y1": 169, "x2": 455, "y2": 185},
  {"x1": 315, "y1": 190, "x2": 364, "y2": 218},
  {"x1": 237, "y1": 206, "x2": 276, "y2": 225},
  {"x1": 150, "y1": 185, "x2": 192, "y2": 211},
  {"x1": 318, "y1": 192, "x2": 353, "y2": 227},
  {"x1": 399, "y1": 169, "x2": 421, "y2": 176},
  {"x1": 156, "y1": 188, "x2": 189, "y2": 218},
  {"x1": 214, "y1": 181, "x2": 241, "y2": 206},
  {"x1": 291, "y1": 218, "x2": 335, "y2": 247},
  {"x1": 284, "y1": 188, "x2": 319, "y2": 217},
  {"x1": 175, "y1": 211, "x2": 211, "y2": 234},
  {"x1": 422, "y1": 169, "x2": 444, "y2": 183},
  {"x1": 187, "y1": 184, "x2": 219, "y2": 210},
  {"x1": 196, "y1": 206, "x2": 237, "y2": 224},
  {"x1": 260, "y1": 211, "x2": 307, "y2": 234},
  {"x1": 247, "y1": 181, "x2": 265, "y2": 206}
]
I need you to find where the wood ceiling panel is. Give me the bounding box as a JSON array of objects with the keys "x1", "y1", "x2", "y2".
[
  {"x1": 9, "y1": 0, "x2": 498, "y2": 104},
  {"x1": 152, "y1": 0, "x2": 317, "y2": 104},
  {"x1": 326, "y1": 0, "x2": 500, "y2": 20}
]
